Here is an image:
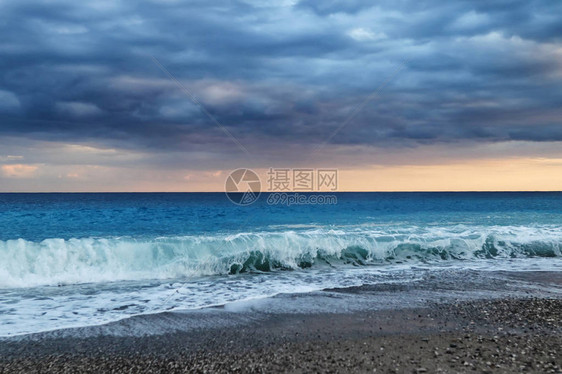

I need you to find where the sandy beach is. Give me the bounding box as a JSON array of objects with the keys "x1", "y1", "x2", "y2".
[{"x1": 1, "y1": 271, "x2": 561, "y2": 373}]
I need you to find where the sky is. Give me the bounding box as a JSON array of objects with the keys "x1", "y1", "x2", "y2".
[{"x1": 0, "y1": 0, "x2": 561, "y2": 192}]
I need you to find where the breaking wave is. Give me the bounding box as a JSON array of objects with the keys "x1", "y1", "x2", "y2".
[{"x1": 1, "y1": 225, "x2": 561, "y2": 288}]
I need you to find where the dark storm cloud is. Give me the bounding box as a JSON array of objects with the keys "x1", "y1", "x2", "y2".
[{"x1": 0, "y1": 0, "x2": 561, "y2": 161}]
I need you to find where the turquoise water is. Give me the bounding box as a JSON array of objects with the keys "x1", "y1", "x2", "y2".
[
  {"x1": 0, "y1": 192, "x2": 561, "y2": 336},
  {"x1": 2, "y1": 192, "x2": 562, "y2": 241}
]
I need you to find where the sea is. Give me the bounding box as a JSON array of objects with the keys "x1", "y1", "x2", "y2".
[{"x1": 1, "y1": 192, "x2": 561, "y2": 336}]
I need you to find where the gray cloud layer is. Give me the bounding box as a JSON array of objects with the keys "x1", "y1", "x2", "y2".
[{"x1": 1, "y1": 0, "x2": 561, "y2": 164}]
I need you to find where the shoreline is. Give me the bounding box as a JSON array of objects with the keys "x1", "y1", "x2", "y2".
[{"x1": 1, "y1": 271, "x2": 561, "y2": 373}]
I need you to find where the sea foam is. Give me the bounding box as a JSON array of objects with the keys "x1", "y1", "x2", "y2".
[{"x1": 1, "y1": 225, "x2": 561, "y2": 288}]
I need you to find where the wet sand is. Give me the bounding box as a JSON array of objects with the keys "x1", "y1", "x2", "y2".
[{"x1": 1, "y1": 271, "x2": 561, "y2": 373}]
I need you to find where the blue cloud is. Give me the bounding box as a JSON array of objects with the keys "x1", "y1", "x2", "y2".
[{"x1": 0, "y1": 0, "x2": 561, "y2": 162}]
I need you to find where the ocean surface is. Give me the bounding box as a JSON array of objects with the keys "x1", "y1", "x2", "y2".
[{"x1": 1, "y1": 192, "x2": 561, "y2": 336}]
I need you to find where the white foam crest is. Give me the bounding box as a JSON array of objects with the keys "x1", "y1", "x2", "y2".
[{"x1": 1, "y1": 225, "x2": 561, "y2": 288}]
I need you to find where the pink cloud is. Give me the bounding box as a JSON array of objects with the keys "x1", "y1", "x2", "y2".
[{"x1": 1, "y1": 164, "x2": 39, "y2": 178}]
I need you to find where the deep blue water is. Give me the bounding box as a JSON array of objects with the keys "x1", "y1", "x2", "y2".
[{"x1": 1, "y1": 192, "x2": 562, "y2": 241}]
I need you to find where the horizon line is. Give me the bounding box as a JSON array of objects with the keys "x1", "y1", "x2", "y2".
[{"x1": 0, "y1": 190, "x2": 561, "y2": 194}]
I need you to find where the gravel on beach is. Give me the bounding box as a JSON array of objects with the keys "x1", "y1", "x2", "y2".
[{"x1": 1, "y1": 297, "x2": 561, "y2": 373}]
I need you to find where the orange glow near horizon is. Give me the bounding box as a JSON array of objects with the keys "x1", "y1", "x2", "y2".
[
  {"x1": 203, "y1": 158, "x2": 562, "y2": 192},
  {"x1": 337, "y1": 158, "x2": 562, "y2": 192},
  {"x1": 2, "y1": 157, "x2": 561, "y2": 192}
]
